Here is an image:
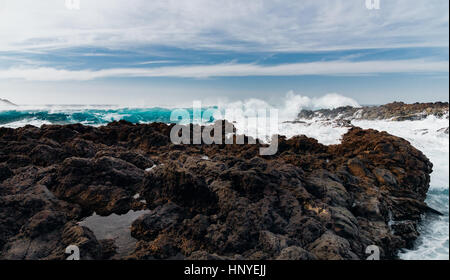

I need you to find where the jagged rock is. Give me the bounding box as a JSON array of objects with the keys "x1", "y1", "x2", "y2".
[
  {"x1": 275, "y1": 246, "x2": 317, "y2": 260},
  {"x1": 297, "y1": 101, "x2": 449, "y2": 121},
  {"x1": 329, "y1": 206, "x2": 359, "y2": 239},
  {"x1": 131, "y1": 202, "x2": 184, "y2": 241},
  {"x1": 129, "y1": 236, "x2": 183, "y2": 260},
  {"x1": 60, "y1": 222, "x2": 104, "y2": 260},
  {"x1": 391, "y1": 221, "x2": 419, "y2": 249},
  {"x1": 141, "y1": 163, "x2": 218, "y2": 214},
  {"x1": 99, "y1": 239, "x2": 118, "y2": 259},
  {"x1": 0, "y1": 163, "x2": 12, "y2": 182},
  {"x1": 0, "y1": 122, "x2": 434, "y2": 260},
  {"x1": 305, "y1": 170, "x2": 351, "y2": 208},
  {"x1": 258, "y1": 230, "x2": 289, "y2": 254},
  {"x1": 187, "y1": 251, "x2": 232, "y2": 260},
  {"x1": 373, "y1": 168, "x2": 398, "y2": 186},
  {"x1": 48, "y1": 156, "x2": 144, "y2": 216},
  {"x1": 307, "y1": 231, "x2": 359, "y2": 260},
  {"x1": 29, "y1": 144, "x2": 67, "y2": 167}
]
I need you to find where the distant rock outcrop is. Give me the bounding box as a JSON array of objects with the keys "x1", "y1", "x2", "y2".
[
  {"x1": 0, "y1": 121, "x2": 437, "y2": 260},
  {"x1": 297, "y1": 102, "x2": 449, "y2": 121},
  {"x1": 0, "y1": 98, "x2": 17, "y2": 107}
]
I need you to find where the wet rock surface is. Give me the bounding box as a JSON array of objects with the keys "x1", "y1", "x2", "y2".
[{"x1": 0, "y1": 121, "x2": 434, "y2": 260}]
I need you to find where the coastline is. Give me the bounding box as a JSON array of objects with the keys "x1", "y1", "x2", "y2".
[{"x1": 0, "y1": 120, "x2": 439, "y2": 260}]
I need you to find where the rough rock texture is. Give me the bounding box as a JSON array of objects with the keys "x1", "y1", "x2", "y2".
[
  {"x1": 297, "y1": 101, "x2": 449, "y2": 121},
  {"x1": 0, "y1": 121, "x2": 434, "y2": 260}
]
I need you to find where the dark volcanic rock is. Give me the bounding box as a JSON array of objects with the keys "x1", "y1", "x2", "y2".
[
  {"x1": 0, "y1": 163, "x2": 12, "y2": 182},
  {"x1": 141, "y1": 163, "x2": 218, "y2": 214},
  {"x1": 0, "y1": 121, "x2": 434, "y2": 260},
  {"x1": 297, "y1": 101, "x2": 449, "y2": 121}
]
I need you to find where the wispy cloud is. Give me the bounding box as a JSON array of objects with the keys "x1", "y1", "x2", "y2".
[
  {"x1": 0, "y1": 0, "x2": 448, "y2": 53},
  {"x1": 0, "y1": 0, "x2": 448, "y2": 105},
  {"x1": 0, "y1": 59, "x2": 447, "y2": 81},
  {"x1": 135, "y1": 60, "x2": 177, "y2": 65}
]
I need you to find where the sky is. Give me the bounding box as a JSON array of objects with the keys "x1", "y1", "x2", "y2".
[{"x1": 0, "y1": 0, "x2": 448, "y2": 106}]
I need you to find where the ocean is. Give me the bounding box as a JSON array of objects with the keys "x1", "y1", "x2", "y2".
[
  {"x1": 0, "y1": 102, "x2": 448, "y2": 260},
  {"x1": 0, "y1": 105, "x2": 188, "y2": 128}
]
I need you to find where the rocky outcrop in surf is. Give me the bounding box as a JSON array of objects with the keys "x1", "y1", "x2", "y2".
[
  {"x1": 297, "y1": 102, "x2": 449, "y2": 122},
  {"x1": 0, "y1": 121, "x2": 436, "y2": 260},
  {"x1": 0, "y1": 98, "x2": 17, "y2": 107}
]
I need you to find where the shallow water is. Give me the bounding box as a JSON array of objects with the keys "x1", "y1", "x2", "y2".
[{"x1": 79, "y1": 210, "x2": 150, "y2": 258}]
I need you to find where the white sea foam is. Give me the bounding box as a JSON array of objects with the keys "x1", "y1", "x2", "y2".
[
  {"x1": 279, "y1": 121, "x2": 349, "y2": 145},
  {"x1": 350, "y1": 115, "x2": 449, "y2": 260},
  {"x1": 1, "y1": 118, "x2": 52, "y2": 129},
  {"x1": 215, "y1": 92, "x2": 359, "y2": 143},
  {"x1": 353, "y1": 116, "x2": 449, "y2": 190},
  {"x1": 0, "y1": 105, "x2": 17, "y2": 111},
  {"x1": 283, "y1": 115, "x2": 449, "y2": 260},
  {"x1": 226, "y1": 94, "x2": 448, "y2": 260},
  {"x1": 218, "y1": 92, "x2": 360, "y2": 123},
  {"x1": 399, "y1": 189, "x2": 449, "y2": 260}
]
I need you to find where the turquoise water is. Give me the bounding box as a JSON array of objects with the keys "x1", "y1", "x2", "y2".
[{"x1": 0, "y1": 106, "x2": 215, "y2": 127}]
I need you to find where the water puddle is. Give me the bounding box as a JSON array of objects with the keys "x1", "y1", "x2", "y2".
[{"x1": 79, "y1": 209, "x2": 150, "y2": 258}]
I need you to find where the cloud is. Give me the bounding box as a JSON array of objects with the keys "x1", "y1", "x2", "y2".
[
  {"x1": 0, "y1": 59, "x2": 447, "y2": 81},
  {"x1": 0, "y1": 0, "x2": 448, "y2": 53}
]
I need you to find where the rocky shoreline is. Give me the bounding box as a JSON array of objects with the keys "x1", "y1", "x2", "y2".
[
  {"x1": 297, "y1": 101, "x2": 449, "y2": 122},
  {"x1": 0, "y1": 121, "x2": 438, "y2": 260}
]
